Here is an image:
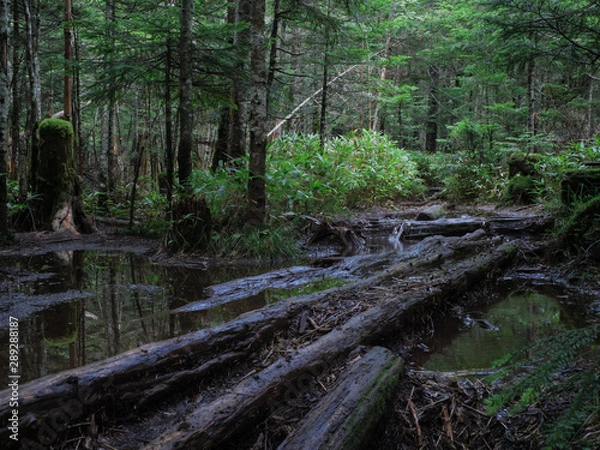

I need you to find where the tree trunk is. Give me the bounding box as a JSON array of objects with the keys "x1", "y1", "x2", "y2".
[
  {"x1": 319, "y1": 45, "x2": 329, "y2": 148},
  {"x1": 24, "y1": 0, "x2": 41, "y2": 198},
  {"x1": 10, "y1": 0, "x2": 19, "y2": 181},
  {"x1": 266, "y1": 0, "x2": 280, "y2": 104},
  {"x1": 228, "y1": 0, "x2": 252, "y2": 162},
  {"x1": 178, "y1": 0, "x2": 194, "y2": 188},
  {"x1": 425, "y1": 65, "x2": 439, "y2": 152},
  {"x1": 164, "y1": 31, "x2": 174, "y2": 210},
  {"x1": 104, "y1": 0, "x2": 116, "y2": 202},
  {"x1": 246, "y1": 0, "x2": 268, "y2": 226},
  {"x1": 0, "y1": 0, "x2": 8, "y2": 237},
  {"x1": 63, "y1": 0, "x2": 73, "y2": 121},
  {"x1": 32, "y1": 118, "x2": 94, "y2": 233},
  {"x1": 128, "y1": 134, "x2": 145, "y2": 229}
]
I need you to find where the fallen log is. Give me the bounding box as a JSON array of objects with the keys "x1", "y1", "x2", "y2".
[
  {"x1": 0, "y1": 231, "x2": 527, "y2": 448},
  {"x1": 276, "y1": 346, "x2": 403, "y2": 450},
  {"x1": 364, "y1": 214, "x2": 552, "y2": 240},
  {"x1": 142, "y1": 239, "x2": 520, "y2": 450}
]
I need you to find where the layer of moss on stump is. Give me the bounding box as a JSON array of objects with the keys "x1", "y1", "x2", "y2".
[{"x1": 561, "y1": 167, "x2": 600, "y2": 204}]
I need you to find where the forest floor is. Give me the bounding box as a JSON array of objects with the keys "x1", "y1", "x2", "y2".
[{"x1": 1, "y1": 201, "x2": 599, "y2": 450}]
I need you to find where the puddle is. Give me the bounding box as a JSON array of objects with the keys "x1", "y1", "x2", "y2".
[
  {"x1": 0, "y1": 250, "x2": 290, "y2": 382},
  {"x1": 410, "y1": 278, "x2": 596, "y2": 373}
]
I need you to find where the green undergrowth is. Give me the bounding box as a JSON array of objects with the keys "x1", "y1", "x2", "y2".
[
  {"x1": 485, "y1": 325, "x2": 600, "y2": 449},
  {"x1": 77, "y1": 131, "x2": 600, "y2": 258}
]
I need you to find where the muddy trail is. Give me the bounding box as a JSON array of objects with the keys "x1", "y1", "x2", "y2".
[{"x1": 0, "y1": 204, "x2": 594, "y2": 449}]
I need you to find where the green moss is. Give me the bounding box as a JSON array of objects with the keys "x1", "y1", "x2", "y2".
[
  {"x1": 559, "y1": 195, "x2": 600, "y2": 258},
  {"x1": 561, "y1": 168, "x2": 600, "y2": 205},
  {"x1": 45, "y1": 329, "x2": 78, "y2": 347},
  {"x1": 38, "y1": 118, "x2": 74, "y2": 139},
  {"x1": 507, "y1": 152, "x2": 542, "y2": 178},
  {"x1": 35, "y1": 118, "x2": 76, "y2": 229},
  {"x1": 504, "y1": 174, "x2": 537, "y2": 204}
]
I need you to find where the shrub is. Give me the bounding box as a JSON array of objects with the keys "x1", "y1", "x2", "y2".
[{"x1": 504, "y1": 174, "x2": 537, "y2": 204}]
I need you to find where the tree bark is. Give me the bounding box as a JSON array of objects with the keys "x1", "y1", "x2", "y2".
[
  {"x1": 24, "y1": 0, "x2": 41, "y2": 198},
  {"x1": 164, "y1": 30, "x2": 174, "y2": 209},
  {"x1": 425, "y1": 65, "x2": 439, "y2": 152},
  {"x1": 0, "y1": 0, "x2": 8, "y2": 237},
  {"x1": 32, "y1": 118, "x2": 94, "y2": 233},
  {"x1": 63, "y1": 0, "x2": 73, "y2": 121},
  {"x1": 246, "y1": 0, "x2": 268, "y2": 226},
  {"x1": 104, "y1": 0, "x2": 116, "y2": 202},
  {"x1": 0, "y1": 230, "x2": 532, "y2": 449},
  {"x1": 228, "y1": 0, "x2": 252, "y2": 161},
  {"x1": 178, "y1": 0, "x2": 194, "y2": 188},
  {"x1": 277, "y1": 346, "x2": 403, "y2": 450}
]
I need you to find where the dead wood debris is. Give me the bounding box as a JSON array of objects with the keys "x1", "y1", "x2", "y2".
[{"x1": 374, "y1": 370, "x2": 546, "y2": 450}]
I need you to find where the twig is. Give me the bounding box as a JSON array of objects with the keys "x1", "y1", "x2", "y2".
[{"x1": 407, "y1": 387, "x2": 423, "y2": 446}]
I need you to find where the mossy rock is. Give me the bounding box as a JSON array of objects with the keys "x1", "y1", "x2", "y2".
[
  {"x1": 507, "y1": 152, "x2": 542, "y2": 178},
  {"x1": 561, "y1": 168, "x2": 600, "y2": 205},
  {"x1": 504, "y1": 174, "x2": 537, "y2": 205}
]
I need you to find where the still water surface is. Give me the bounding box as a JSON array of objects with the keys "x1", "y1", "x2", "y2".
[
  {"x1": 0, "y1": 250, "x2": 279, "y2": 382},
  {"x1": 0, "y1": 251, "x2": 595, "y2": 383}
]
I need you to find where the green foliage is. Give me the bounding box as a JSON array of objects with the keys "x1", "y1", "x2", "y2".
[
  {"x1": 555, "y1": 195, "x2": 600, "y2": 259},
  {"x1": 504, "y1": 174, "x2": 537, "y2": 204},
  {"x1": 485, "y1": 325, "x2": 600, "y2": 449},
  {"x1": 190, "y1": 163, "x2": 249, "y2": 230},
  {"x1": 268, "y1": 131, "x2": 426, "y2": 212},
  {"x1": 419, "y1": 150, "x2": 506, "y2": 201},
  {"x1": 207, "y1": 226, "x2": 299, "y2": 261}
]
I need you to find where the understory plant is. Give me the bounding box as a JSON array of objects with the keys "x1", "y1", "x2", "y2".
[
  {"x1": 267, "y1": 131, "x2": 427, "y2": 212},
  {"x1": 485, "y1": 325, "x2": 600, "y2": 449}
]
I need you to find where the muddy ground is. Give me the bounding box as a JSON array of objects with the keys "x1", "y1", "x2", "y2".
[{"x1": 1, "y1": 202, "x2": 598, "y2": 450}]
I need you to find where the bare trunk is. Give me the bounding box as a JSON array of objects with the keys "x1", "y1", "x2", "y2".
[
  {"x1": 0, "y1": 0, "x2": 8, "y2": 236},
  {"x1": 24, "y1": 0, "x2": 41, "y2": 197},
  {"x1": 319, "y1": 47, "x2": 329, "y2": 148},
  {"x1": 165, "y1": 32, "x2": 174, "y2": 208},
  {"x1": 63, "y1": 0, "x2": 73, "y2": 121},
  {"x1": 10, "y1": 0, "x2": 18, "y2": 181},
  {"x1": 424, "y1": 65, "x2": 439, "y2": 152},
  {"x1": 104, "y1": 0, "x2": 116, "y2": 200},
  {"x1": 246, "y1": 0, "x2": 267, "y2": 226},
  {"x1": 229, "y1": 0, "x2": 252, "y2": 161},
  {"x1": 178, "y1": 0, "x2": 194, "y2": 187}
]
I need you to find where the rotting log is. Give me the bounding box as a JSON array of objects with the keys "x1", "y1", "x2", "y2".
[
  {"x1": 366, "y1": 214, "x2": 552, "y2": 241},
  {"x1": 276, "y1": 346, "x2": 403, "y2": 450},
  {"x1": 141, "y1": 239, "x2": 520, "y2": 450}
]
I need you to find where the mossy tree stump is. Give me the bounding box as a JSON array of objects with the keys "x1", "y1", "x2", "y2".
[
  {"x1": 561, "y1": 167, "x2": 600, "y2": 205},
  {"x1": 33, "y1": 118, "x2": 94, "y2": 233},
  {"x1": 168, "y1": 194, "x2": 212, "y2": 252},
  {"x1": 504, "y1": 152, "x2": 542, "y2": 205}
]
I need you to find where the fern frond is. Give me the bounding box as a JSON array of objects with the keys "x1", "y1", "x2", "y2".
[{"x1": 484, "y1": 325, "x2": 600, "y2": 447}]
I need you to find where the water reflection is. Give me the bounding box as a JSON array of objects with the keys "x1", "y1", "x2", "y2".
[
  {"x1": 414, "y1": 288, "x2": 591, "y2": 373},
  {"x1": 0, "y1": 251, "x2": 271, "y2": 382}
]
